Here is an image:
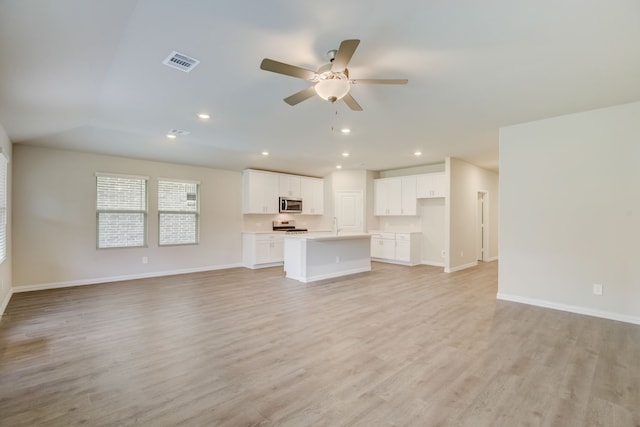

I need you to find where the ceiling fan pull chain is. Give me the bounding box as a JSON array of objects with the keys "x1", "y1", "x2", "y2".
[{"x1": 331, "y1": 109, "x2": 339, "y2": 133}]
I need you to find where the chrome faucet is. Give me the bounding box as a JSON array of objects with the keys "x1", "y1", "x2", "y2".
[{"x1": 333, "y1": 217, "x2": 339, "y2": 235}]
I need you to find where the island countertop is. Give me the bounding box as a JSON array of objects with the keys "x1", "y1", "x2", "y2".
[{"x1": 283, "y1": 232, "x2": 371, "y2": 241}]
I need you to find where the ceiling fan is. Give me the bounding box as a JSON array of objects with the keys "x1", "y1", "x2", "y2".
[{"x1": 260, "y1": 39, "x2": 408, "y2": 111}]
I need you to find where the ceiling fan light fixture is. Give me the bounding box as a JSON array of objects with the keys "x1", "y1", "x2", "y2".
[{"x1": 314, "y1": 73, "x2": 350, "y2": 103}]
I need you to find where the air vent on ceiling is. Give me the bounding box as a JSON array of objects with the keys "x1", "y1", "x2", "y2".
[
  {"x1": 162, "y1": 51, "x2": 200, "y2": 72},
  {"x1": 168, "y1": 129, "x2": 191, "y2": 136}
]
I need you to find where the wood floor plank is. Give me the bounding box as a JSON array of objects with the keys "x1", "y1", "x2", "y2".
[{"x1": 1, "y1": 261, "x2": 639, "y2": 426}]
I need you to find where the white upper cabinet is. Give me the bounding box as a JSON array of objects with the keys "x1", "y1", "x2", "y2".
[
  {"x1": 300, "y1": 177, "x2": 324, "y2": 215},
  {"x1": 416, "y1": 172, "x2": 445, "y2": 198},
  {"x1": 279, "y1": 175, "x2": 301, "y2": 198},
  {"x1": 374, "y1": 176, "x2": 416, "y2": 216},
  {"x1": 400, "y1": 176, "x2": 417, "y2": 215},
  {"x1": 243, "y1": 169, "x2": 324, "y2": 215},
  {"x1": 374, "y1": 178, "x2": 401, "y2": 215},
  {"x1": 242, "y1": 170, "x2": 279, "y2": 214}
]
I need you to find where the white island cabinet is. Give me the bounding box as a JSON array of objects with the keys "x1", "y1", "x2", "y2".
[{"x1": 283, "y1": 233, "x2": 371, "y2": 283}]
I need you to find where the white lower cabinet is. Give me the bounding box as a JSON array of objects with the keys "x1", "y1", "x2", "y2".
[
  {"x1": 242, "y1": 233, "x2": 284, "y2": 269},
  {"x1": 371, "y1": 232, "x2": 396, "y2": 259},
  {"x1": 370, "y1": 231, "x2": 421, "y2": 266}
]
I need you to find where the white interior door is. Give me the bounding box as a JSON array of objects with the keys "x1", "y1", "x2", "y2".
[
  {"x1": 477, "y1": 191, "x2": 486, "y2": 261},
  {"x1": 335, "y1": 191, "x2": 364, "y2": 232}
]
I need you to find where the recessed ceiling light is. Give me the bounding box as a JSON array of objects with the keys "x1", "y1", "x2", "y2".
[
  {"x1": 261, "y1": 151, "x2": 269, "y2": 156},
  {"x1": 197, "y1": 113, "x2": 210, "y2": 119},
  {"x1": 336, "y1": 165, "x2": 342, "y2": 169},
  {"x1": 166, "y1": 134, "x2": 177, "y2": 139},
  {"x1": 414, "y1": 151, "x2": 422, "y2": 156},
  {"x1": 341, "y1": 128, "x2": 351, "y2": 134},
  {"x1": 342, "y1": 152, "x2": 349, "y2": 157}
]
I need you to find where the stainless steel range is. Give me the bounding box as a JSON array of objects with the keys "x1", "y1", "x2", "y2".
[{"x1": 272, "y1": 220, "x2": 308, "y2": 234}]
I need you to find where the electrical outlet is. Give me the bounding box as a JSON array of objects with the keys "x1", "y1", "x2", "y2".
[
  {"x1": 335, "y1": 256, "x2": 340, "y2": 263},
  {"x1": 460, "y1": 251, "x2": 464, "y2": 257},
  {"x1": 593, "y1": 283, "x2": 603, "y2": 296},
  {"x1": 441, "y1": 250, "x2": 446, "y2": 257},
  {"x1": 142, "y1": 256, "x2": 148, "y2": 264}
]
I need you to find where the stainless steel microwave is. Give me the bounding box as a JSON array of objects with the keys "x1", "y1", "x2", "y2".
[{"x1": 279, "y1": 197, "x2": 302, "y2": 213}]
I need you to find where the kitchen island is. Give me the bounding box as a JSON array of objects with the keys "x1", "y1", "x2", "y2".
[{"x1": 283, "y1": 232, "x2": 371, "y2": 283}]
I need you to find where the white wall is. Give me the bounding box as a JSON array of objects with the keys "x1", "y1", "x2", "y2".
[
  {"x1": 499, "y1": 101, "x2": 640, "y2": 324},
  {"x1": 0, "y1": 124, "x2": 11, "y2": 315},
  {"x1": 420, "y1": 198, "x2": 446, "y2": 266},
  {"x1": 447, "y1": 157, "x2": 499, "y2": 272},
  {"x1": 12, "y1": 145, "x2": 243, "y2": 290}
]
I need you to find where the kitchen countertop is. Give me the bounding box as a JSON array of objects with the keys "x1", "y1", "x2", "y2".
[
  {"x1": 242, "y1": 229, "x2": 332, "y2": 234},
  {"x1": 283, "y1": 232, "x2": 371, "y2": 241},
  {"x1": 368, "y1": 230, "x2": 422, "y2": 234}
]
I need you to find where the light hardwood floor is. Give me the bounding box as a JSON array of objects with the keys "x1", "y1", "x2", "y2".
[{"x1": 1, "y1": 261, "x2": 639, "y2": 426}]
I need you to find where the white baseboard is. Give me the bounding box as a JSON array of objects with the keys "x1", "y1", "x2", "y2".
[
  {"x1": 11, "y1": 263, "x2": 243, "y2": 293},
  {"x1": 371, "y1": 257, "x2": 419, "y2": 267},
  {"x1": 496, "y1": 293, "x2": 640, "y2": 326},
  {"x1": 444, "y1": 261, "x2": 478, "y2": 273},
  {"x1": 243, "y1": 261, "x2": 284, "y2": 270},
  {"x1": 0, "y1": 288, "x2": 13, "y2": 316},
  {"x1": 288, "y1": 266, "x2": 372, "y2": 283},
  {"x1": 484, "y1": 255, "x2": 499, "y2": 262},
  {"x1": 421, "y1": 260, "x2": 445, "y2": 267}
]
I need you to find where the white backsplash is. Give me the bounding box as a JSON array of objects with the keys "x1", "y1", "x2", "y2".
[
  {"x1": 243, "y1": 214, "x2": 330, "y2": 232},
  {"x1": 375, "y1": 216, "x2": 422, "y2": 232}
]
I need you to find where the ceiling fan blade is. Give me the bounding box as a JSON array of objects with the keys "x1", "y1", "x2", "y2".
[
  {"x1": 351, "y1": 79, "x2": 408, "y2": 85},
  {"x1": 342, "y1": 93, "x2": 363, "y2": 111},
  {"x1": 260, "y1": 58, "x2": 317, "y2": 80},
  {"x1": 331, "y1": 39, "x2": 360, "y2": 73},
  {"x1": 283, "y1": 86, "x2": 317, "y2": 106}
]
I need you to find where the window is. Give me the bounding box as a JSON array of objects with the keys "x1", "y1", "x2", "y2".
[
  {"x1": 96, "y1": 173, "x2": 148, "y2": 249},
  {"x1": 0, "y1": 152, "x2": 7, "y2": 263},
  {"x1": 158, "y1": 179, "x2": 199, "y2": 246}
]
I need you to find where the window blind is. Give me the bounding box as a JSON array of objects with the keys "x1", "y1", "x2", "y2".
[
  {"x1": 158, "y1": 180, "x2": 199, "y2": 245},
  {"x1": 96, "y1": 174, "x2": 147, "y2": 248}
]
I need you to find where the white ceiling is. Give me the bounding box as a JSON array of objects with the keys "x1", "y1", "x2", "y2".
[{"x1": 1, "y1": 0, "x2": 639, "y2": 177}]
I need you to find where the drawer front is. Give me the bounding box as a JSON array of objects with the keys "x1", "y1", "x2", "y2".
[{"x1": 378, "y1": 232, "x2": 396, "y2": 240}]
